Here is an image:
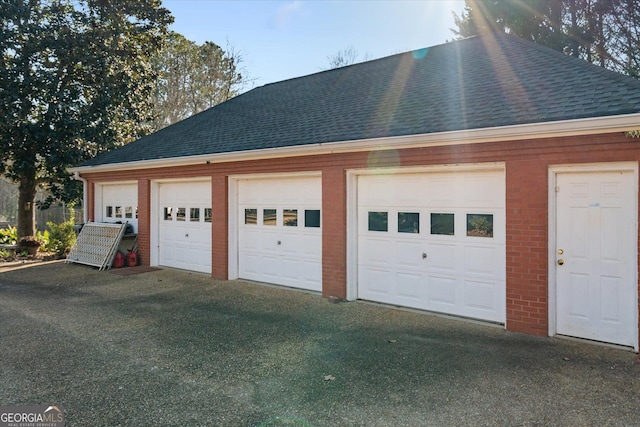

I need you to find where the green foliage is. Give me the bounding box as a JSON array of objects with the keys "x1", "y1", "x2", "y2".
[
  {"x1": 452, "y1": 0, "x2": 640, "y2": 78},
  {"x1": 151, "y1": 32, "x2": 245, "y2": 130},
  {"x1": 0, "y1": 248, "x2": 10, "y2": 258},
  {"x1": 0, "y1": 225, "x2": 17, "y2": 245},
  {"x1": 36, "y1": 229, "x2": 50, "y2": 247},
  {"x1": 43, "y1": 220, "x2": 76, "y2": 256},
  {"x1": 0, "y1": 0, "x2": 173, "y2": 236},
  {"x1": 625, "y1": 130, "x2": 640, "y2": 138}
]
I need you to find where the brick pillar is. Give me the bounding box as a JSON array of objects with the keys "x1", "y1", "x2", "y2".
[
  {"x1": 505, "y1": 160, "x2": 548, "y2": 336},
  {"x1": 86, "y1": 181, "x2": 95, "y2": 222},
  {"x1": 137, "y1": 178, "x2": 151, "y2": 266},
  {"x1": 211, "y1": 173, "x2": 228, "y2": 279},
  {"x1": 322, "y1": 166, "x2": 347, "y2": 299}
]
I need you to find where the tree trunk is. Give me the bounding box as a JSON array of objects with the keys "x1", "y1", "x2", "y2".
[{"x1": 17, "y1": 177, "x2": 36, "y2": 238}]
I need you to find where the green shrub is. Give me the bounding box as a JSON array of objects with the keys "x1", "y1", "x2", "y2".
[
  {"x1": 0, "y1": 226, "x2": 17, "y2": 245},
  {"x1": 44, "y1": 220, "x2": 76, "y2": 256},
  {"x1": 36, "y1": 229, "x2": 49, "y2": 248}
]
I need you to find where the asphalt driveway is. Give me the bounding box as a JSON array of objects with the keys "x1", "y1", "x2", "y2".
[{"x1": 1, "y1": 261, "x2": 639, "y2": 426}]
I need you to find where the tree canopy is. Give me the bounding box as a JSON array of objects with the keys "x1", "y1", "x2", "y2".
[
  {"x1": 452, "y1": 0, "x2": 640, "y2": 78},
  {"x1": 0, "y1": 0, "x2": 172, "y2": 237},
  {"x1": 151, "y1": 31, "x2": 246, "y2": 131}
]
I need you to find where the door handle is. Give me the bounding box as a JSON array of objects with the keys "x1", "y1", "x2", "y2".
[
  {"x1": 557, "y1": 259, "x2": 564, "y2": 265},
  {"x1": 277, "y1": 240, "x2": 281, "y2": 245},
  {"x1": 422, "y1": 253, "x2": 427, "y2": 259}
]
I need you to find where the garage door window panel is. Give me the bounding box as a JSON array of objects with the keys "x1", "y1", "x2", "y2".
[
  {"x1": 176, "y1": 207, "x2": 186, "y2": 221},
  {"x1": 245, "y1": 209, "x2": 257, "y2": 224},
  {"x1": 305, "y1": 209, "x2": 321, "y2": 228},
  {"x1": 115, "y1": 206, "x2": 122, "y2": 218},
  {"x1": 190, "y1": 208, "x2": 200, "y2": 222},
  {"x1": 368, "y1": 211, "x2": 388, "y2": 232},
  {"x1": 106, "y1": 206, "x2": 113, "y2": 218},
  {"x1": 263, "y1": 209, "x2": 277, "y2": 226},
  {"x1": 284, "y1": 209, "x2": 298, "y2": 226},
  {"x1": 431, "y1": 213, "x2": 455, "y2": 236},
  {"x1": 164, "y1": 207, "x2": 173, "y2": 221},
  {"x1": 398, "y1": 212, "x2": 419, "y2": 234},
  {"x1": 204, "y1": 208, "x2": 212, "y2": 223},
  {"x1": 467, "y1": 214, "x2": 493, "y2": 237}
]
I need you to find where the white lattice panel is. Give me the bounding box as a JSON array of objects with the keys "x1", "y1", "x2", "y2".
[{"x1": 66, "y1": 222, "x2": 127, "y2": 270}]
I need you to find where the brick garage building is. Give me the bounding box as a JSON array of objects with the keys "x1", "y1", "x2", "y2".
[{"x1": 72, "y1": 33, "x2": 640, "y2": 350}]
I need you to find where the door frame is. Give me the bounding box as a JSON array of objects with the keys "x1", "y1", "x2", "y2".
[{"x1": 547, "y1": 162, "x2": 638, "y2": 350}]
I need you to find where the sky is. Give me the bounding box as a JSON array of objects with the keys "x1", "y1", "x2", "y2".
[{"x1": 163, "y1": 0, "x2": 467, "y2": 89}]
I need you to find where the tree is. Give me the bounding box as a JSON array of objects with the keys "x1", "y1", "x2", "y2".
[
  {"x1": 326, "y1": 46, "x2": 370, "y2": 69},
  {"x1": 151, "y1": 32, "x2": 246, "y2": 130},
  {"x1": 451, "y1": 0, "x2": 640, "y2": 77},
  {"x1": 0, "y1": 0, "x2": 172, "y2": 237}
]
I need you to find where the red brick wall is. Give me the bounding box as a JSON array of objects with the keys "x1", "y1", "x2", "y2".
[
  {"x1": 137, "y1": 179, "x2": 150, "y2": 266},
  {"x1": 322, "y1": 166, "x2": 347, "y2": 299},
  {"x1": 79, "y1": 132, "x2": 640, "y2": 344},
  {"x1": 86, "y1": 181, "x2": 95, "y2": 222},
  {"x1": 505, "y1": 161, "x2": 548, "y2": 335},
  {"x1": 211, "y1": 173, "x2": 228, "y2": 279}
]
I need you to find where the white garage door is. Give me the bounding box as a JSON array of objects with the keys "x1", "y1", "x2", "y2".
[
  {"x1": 237, "y1": 176, "x2": 322, "y2": 291},
  {"x1": 158, "y1": 181, "x2": 212, "y2": 274},
  {"x1": 97, "y1": 182, "x2": 138, "y2": 232},
  {"x1": 358, "y1": 169, "x2": 505, "y2": 323}
]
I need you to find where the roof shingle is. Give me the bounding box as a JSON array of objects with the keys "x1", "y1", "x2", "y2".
[{"x1": 81, "y1": 33, "x2": 640, "y2": 167}]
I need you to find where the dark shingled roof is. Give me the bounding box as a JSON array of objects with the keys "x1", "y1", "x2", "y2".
[{"x1": 81, "y1": 33, "x2": 640, "y2": 167}]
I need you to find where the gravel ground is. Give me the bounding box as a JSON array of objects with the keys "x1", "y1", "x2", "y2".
[{"x1": 1, "y1": 261, "x2": 639, "y2": 426}]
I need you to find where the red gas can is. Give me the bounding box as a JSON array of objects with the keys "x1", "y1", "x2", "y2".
[
  {"x1": 126, "y1": 250, "x2": 138, "y2": 267},
  {"x1": 113, "y1": 251, "x2": 125, "y2": 268}
]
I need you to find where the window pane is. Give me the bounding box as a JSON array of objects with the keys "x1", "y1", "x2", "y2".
[
  {"x1": 125, "y1": 206, "x2": 133, "y2": 219},
  {"x1": 176, "y1": 207, "x2": 186, "y2": 221},
  {"x1": 190, "y1": 208, "x2": 200, "y2": 221},
  {"x1": 467, "y1": 214, "x2": 493, "y2": 237},
  {"x1": 135, "y1": 206, "x2": 138, "y2": 219},
  {"x1": 398, "y1": 212, "x2": 419, "y2": 233},
  {"x1": 368, "y1": 211, "x2": 388, "y2": 232},
  {"x1": 204, "y1": 208, "x2": 212, "y2": 223},
  {"x1": 115, "y1": 206, "x2": 122, "y2": 218},
  {"x1": 106, "y1": 206, "x2": 113, "y2": 218},
  {"x1": 431, "y1": 213, "x2": 454, "y2": 235},
  {"x1": 245, "y1": 209, "x2": 257, "y2": 224},
  {"x1": 263, "y1": 209, "x2": 277, "y2": 226},
  {"x1": 283, "y1": 209, "x2": 298, "y2": 226},
  {"x1": 305, "y1": 209, "x2": 321, "y2": 228},
  {"x1": 164, "y1": 207, "x2": 173, "y2": 221}
]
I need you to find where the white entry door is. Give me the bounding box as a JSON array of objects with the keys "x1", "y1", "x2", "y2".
[
  {"x1": 555, "y1": 170, "x2": 637, "y2": 347},
  {"x1": 158, "y1": 181, "x2": 212, "y2": 274},
  {"x1": 237, "y1": 176, "x2": 322, "y2": 291}
]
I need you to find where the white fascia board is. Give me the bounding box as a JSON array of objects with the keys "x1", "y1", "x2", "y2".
[{"x1": 69, "y1": 113, "x2": 640, "y2": 175}]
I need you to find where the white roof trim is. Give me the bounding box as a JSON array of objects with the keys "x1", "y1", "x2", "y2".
[{"x1": 70, "y1": 113, "x2": 640, "y2": 174}]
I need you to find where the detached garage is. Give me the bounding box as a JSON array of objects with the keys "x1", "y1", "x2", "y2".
[{"x1": 72, "y1": 33, "x2": 640, "y2": 351}]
